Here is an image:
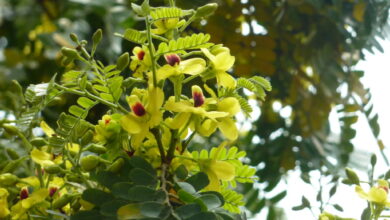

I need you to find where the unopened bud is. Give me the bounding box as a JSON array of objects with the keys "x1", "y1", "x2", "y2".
[
  {"x1": 44, "y1": 165, "x2": 63, "y2": 174},
  {"x1": 6, "y1": 148, "x2": 19, "y2": 160},
  {"x1": 69, "y1": 33, "x2": 79, "y2": 43},
  {"x1": 53, "y1": 194, "x2": 75, "y2": 209},
  {"x1": 0, "y1": 173, "x2": 19, "y2": 186},
  {"x1": 31, "y1": 137, "x2": 48, "y2": 147},
  {"x1": 92, "y1": 29, "x2": 103, "y2": 46},
  {"x1": 61, "y1": 47, "x2": 80, "y2": 59},
  {"x1": 195, "y1": 3, "x2": 218, "y2": 18},
  {"x1": 108, "y1": 158, "x2": 125, "y2": 173},
  {"x1": 80, "y1": 155, "x2": 100, "y2": 171},
  {"x1": 117, "y1": 52, "x2": 130, "y2": 71},
  {"x1": 2, "y1": 124, "x2": 19, "y2": 135},
  {"x1": 84, "y1": 144, "x2": 107, "y2": 154},
  {"x1": 345, "y1": 168, "x2": 360, "y2": 185}
]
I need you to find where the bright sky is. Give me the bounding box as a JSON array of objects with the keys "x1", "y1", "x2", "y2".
[{"x1": 251, "y1": 38, "x2": 390, "y2": 219}]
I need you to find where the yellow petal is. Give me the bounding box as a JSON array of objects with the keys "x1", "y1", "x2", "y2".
[
  {"x1": 367, "y1": 187, "x2": 387, "y2": 204},
  {"x1": 378, "y1": 179, "x2": 389, "y2": 188},
  {"x1": 218, "y1": 97, "x2": 241, "y2": 116},
  {"x1": 120, "y1": 115, "x2": 142, "y2": 134},
  {"x1": 217, "y1": 118, "x2": 238, "y2": 140},
  {"x1": 17, "y1": 177, "x2": 40, "y2": 188},
  {"x1": 157, "y1": 65, "x2": 178, "y2": 81},
  {"x1": 201, "y1": 48, "x2": 216, "y2": 62},
  {"x1": 196, "y1": 118, "x2": 217, "y2": 137},
  {"x1": 204, "y1": 111, "x2": 229, "y2": 119},
  {"x1": 131, "y1": 127, "x2": 149, "y2": 149},
  {"x1": 179, "y1": 58, "x2": 206, "y2": 75},
  {"x1": 66, "y1": 143, "x2": 80, "y2": 154},
  {"x1": 0, "y1": 188, "x2": 10, "y2": 218},
  {"x1": 21, "y1": 188, "x2": 49, "y2": 209},
  {"x1": 204, "y1": 171, "x2": 220, "y2": 191},
  {"x1": 146, "y1": 87, "x2": 164, "y2": 127},
  {"x1": 31, "y1": 148, "x2": 54, "y2": 167},
  {"x1": 211, "y1": 160, "x2": 235, "y2": 181},
  {"x1": 214, "y1": 52, "x2": 235, "y2": 71},
  {"x1": 168, "y1": 112, "x2": 191, "y2": 130},
  {"x1": 40, "y1": 121, "x2": 55, "y2": 137},
  {"x1": 164, "y1": 97, "x2": 195, "y2": 113},
  {"x1": 216, "y1": 71, "x2": 236, "y2": 88}
]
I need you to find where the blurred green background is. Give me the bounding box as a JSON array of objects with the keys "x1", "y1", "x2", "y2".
[{"x1": 1, "y1": 0, "x2": 389, "y2": 218}]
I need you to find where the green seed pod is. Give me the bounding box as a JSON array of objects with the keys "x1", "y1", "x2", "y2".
[
  {"x1": 92, "y1": 29, "x2": 103, "y2": 47},
  {"x1": 80, "y1": 155, "x2": 100, "y2": 171},
  {"x1": 6, "y1": 148, "x2": 19, "y2": 160},
  {"x1": 116, "y1": 52, "x2": 130, "y2": 71},
  {"x1": 44, "y1": 165, "x2": 63, "y2": 174},
  {"x1": 84, "y1": 144, "x2": 107, "y2": 154},
  {"x1": 195, "y1": 3, "x2": 218, "y2": 19},
  {"x1": 52, "y1": 194, "x2": 75, "y2": 209},
  {"x1": 61, "y1": 47, "x2": 80, "y2": 59},
  {"x1": 2, "y1": 124, "x2": 19, "y2": 135},
  {"x1": 69, "y1": 33, "x2": 79, "y2": 43},
  {"x1": 108, "y1": 158, "x2": 125, "y2": 173},
  {"x1": 31, "y1": 137, "x2": 48, "y2": 147},
  {"x1": 0, "y1": 173, "x2": 19, "y2": 186}
]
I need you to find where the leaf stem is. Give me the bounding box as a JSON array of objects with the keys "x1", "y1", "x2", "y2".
[{"x1": 151, "y1": 128, "x2": 167, "y2": 162}]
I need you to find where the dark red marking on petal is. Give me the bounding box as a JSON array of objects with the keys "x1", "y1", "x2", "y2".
[
  {"x1": 126, "y1": 150, "x2": 135, "y2": 157},
  {"x1": 379, "y1": 186, "x2": 389, "y2": 194},
  {"x1": 132, "y1": 102, "x2": 146, "y2": 117},
  {"x1": 165, "y1": 54, "x2": 181, "y2": 66},
  {"x1": 104, "y1": 118, "x2": 111, "y2": 125},
  {"x1": 193, "y1": 92, "x2": 204, "y2": 107},
  {"x1": 20, "y1": 188, "x2": 29, "y2": 200},
  {"x1": 137, "y1": 50, "x2": 145, "y2": 60},
  {"x1": 49, "y1": 187, "x2": 58, "y2": 197}
]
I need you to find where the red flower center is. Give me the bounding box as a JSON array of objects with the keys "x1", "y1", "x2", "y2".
[
  {"x1": 20, "y1": 188, "x2": 29, "y2": 200},
  {"x1": 379, "y1": 186, "x2": 389, "y2": 193},
  {"x1": 193, "y1": 92, "x2": 204, "y2": 107},
  {"x1": 104, "y1": 118, "x2": 111, "y2": 125},
  {"x1": 132, "y1": 102, "x2": 146, "y2": 117},
  {"x1": 137, "y1": 50, "x2": 145, "y2": 60},
  {"x1": 49, "y1": 187, "x2": 58, "y2": 197},
  {"x1": 165, "y1": 54, "x2": 181, "y2": 66}
]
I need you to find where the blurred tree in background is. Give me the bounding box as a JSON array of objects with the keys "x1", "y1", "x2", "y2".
[{"x1": 1, "y1": 0, "x2": 389, "y2": 218}]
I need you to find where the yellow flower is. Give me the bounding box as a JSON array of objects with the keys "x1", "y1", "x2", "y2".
[
  {"x1": 157, "y1": 54, "x2": 206, "y2": 81},
  {"x1": 201, "y1": 47, "x2": 236, "y2": 88},
  {"x1": 31, "y1": 147, "x2": 73, "y2": 169},
  {"x1": 130, "y1": 46, "x2": 152, "y2": 78},
  {"x1": 152, "y1": 18, "x2": 185, "y2": 35},
  {"x1": 121, "y1": 87, "x2": 164, "y2": 148},
  {"x1": 165, "y1": 85, "x2": 240, "y2": 140},
  {"x1": 94, "y1": 114, "x2": 121, "y2": 144},
  {"x1": 0, "y1": 188, "x2": 10, "y2": 218},
  {"x1": 11, "y1": 188, "x2": 49, "y2": 220},
  {"x1": 40, "y1": 120, "x2": 55, "y2": 137},
  {"x1": 355, "y1": 179, "x2": 390, "y2": 207},
  {"x1": 199, "y1": 159, "x2": 235, "y2": 191}
]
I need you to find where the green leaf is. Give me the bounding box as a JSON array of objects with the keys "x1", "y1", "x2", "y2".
[
  {"x1": 175, "y1": 165, "x2": 188, "y2": 180},
  {"x1": 269, "y1": 191, "x2": 286, "y2": 204},
  {"x1": 156, "y1": 33, "x2": 213, "y2": 55},
  {"x1": 186, "y1": 172, "x2": 209, "y2": 191},
  {"x1": 187, "y1": 212, "x2": 217, "y2": 220},
  {"x1": 140, "y1": 202, "x2": 169, "y2": 218},
  {"x1": 95, "y1": 171, "x2": 126, "y2": 189},
  {"x1": 177, "y1": 182, "x2": 197, "y2": 194},
  {"x1": 333, "y1": 204, "x2": 343, "y2": 212},
  {"x1": 150, "y1": 7, "x2": 190, "y2": 20},
  {"x1": 127, "y1": 186, "x2": 165, "y2": 202},
  {"x1": 77, "y1": 97, "x2": 96, "y2": 109},
  {"x1": 82, "y1": 189, "x2": 114, "y2": 206},
  {"x1": 196, "y1": 194, "x2": 223, "y2": 211},
  {"x1": 175, "y1": 204, "x2": 202, "y2": 219},
  {"x1": 100, "y1": 200, "x2": 128, "y2": 217},
  {"x1": 129, "y1": 168, "x2": 157, "y2": 186},
  {"x1": 71, "y1": 210, "x2": 103, "y2": 220},
  {"x1": 118, "y1": 28, "x2": 147, "y2": 44},
  {"x1": 128, "y1": 156, "x2": 156, "y2": 176},
  {"x1": 178, "y1": 189, "x2": 197, "y2": 204},
  {"x1": 112, "y1": 182, "x2": 133, "y2": 200},
  {"x1": 117, "y1": 203, "x2": 143, "y2": 220}
]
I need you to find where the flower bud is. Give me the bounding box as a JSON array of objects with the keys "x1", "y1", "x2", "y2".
[
  {"x1": 92, "y1": 29, "x2": 103, "y2": 46},
  {"x1": 108, "y1": 158, "x2": 125, "y2": 173},
  {"x1": 80, "y1": 155, "x2": 100, "y2": 171},
  {"x1": 6, "y1": 148, "x2": 19, "y2": 160},
  {"x1": 192, "y1": 85, "x2": 205, "y2": 107},
  {"x1": 52, "y1": 194, "x2": 75, "y2": 209},
  {"x1": 84, "y1": 144, "x2": 107, "y2": 154},
  {"x1": 30, "y1": 137, "x2": 47, "y2": 147},
  {"x1": 0, "y1": 173, "x2": 19, "y2": 186},
  {"x1": 44, "y1": 165, "x2": 63, "y2": 174},
  {"x1": 69, "y1": 33, "x2": 79, "y2": 43},
  {"x1": 2, "y1": 124, "x2": 19, "y2": 135},
  {"x1": 345, "y1": 168, "x2": 360, "y2": 185},
  {"x1": 195, "y1": 3, "x2": 218, "y2": 18},
  {"x1": 165, "y1": 54, "x2": 181, "y2": 66},
  {"x1": 61, "y1": 47, "x2": 80, "y2": 59},
  {"x1": 49, "y1": 187, "x2": 58, "y2": 197},
  {"x1": 117, "y1": 52, "x2": 130, "y2": 71}
]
